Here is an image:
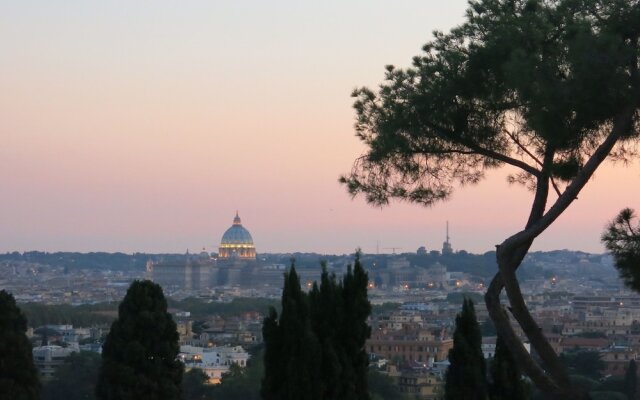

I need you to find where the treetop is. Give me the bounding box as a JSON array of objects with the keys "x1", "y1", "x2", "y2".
[{"x1": 342, "y1": 0, "x2": 640, "y2": 207}]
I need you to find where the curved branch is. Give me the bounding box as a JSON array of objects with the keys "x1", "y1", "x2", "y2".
[
  {"x1": 419, "y1": 120, "x2": 542, "y2": 177},
  {"x1": 549, "y1": 177, "x2": 563, "y2": 197},
  {"x1": 505, "y1": 106, "x2": 635, "y2": 249},
  {"x1": 504, "y1": 129, "x2": 543, "y2": 167}
]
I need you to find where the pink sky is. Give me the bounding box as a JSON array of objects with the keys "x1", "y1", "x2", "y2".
[{"x1": 1, "y1": 1, "x2": 639, "y2": 255}]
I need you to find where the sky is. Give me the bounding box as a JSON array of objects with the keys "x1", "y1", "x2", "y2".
[{"x1": 1, "y1": 1, "x2": 639, "y2": 255}]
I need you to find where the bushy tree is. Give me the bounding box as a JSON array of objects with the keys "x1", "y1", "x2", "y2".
[
  {"x1": 368, "y1": 369, "x2": 407, "y2": 400},
  {"x1": 445, "y1": 298, "x2": 487, "y2": 400},
  {"x1": 96, "y1": 280, "x2": 183, "y2": 400},
  {"x1": 181, "y1": 369, "x2": 210, "y2": 400},
  {"x1": 182, "y1": 347, "x2": 280, "y2": 400},
  {"x1": 0, "y1": 290, "x2": 40, "y2": 400},
  {"x1": 341, "y1": 0, "x2": 640, "y2": 397},
  {"x1": 560, "y1": 350, "x2": 605, "y2": 380},
  {"x1": 262, "y1": 255, "x2": 371, "y2": 400}
]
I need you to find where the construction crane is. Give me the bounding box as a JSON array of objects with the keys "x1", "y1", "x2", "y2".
[{"x1": 383, "y1": 247, "x2": 403, "y2": 254}]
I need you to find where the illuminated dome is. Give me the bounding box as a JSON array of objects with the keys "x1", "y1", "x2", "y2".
[{"x1": 218, "y1": 212, "x2": 256, "y2": 260}]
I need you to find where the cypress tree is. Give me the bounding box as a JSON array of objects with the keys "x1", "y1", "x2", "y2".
[
  {"x1": 0, "y1": 290, "x2": 40, "y2": 400},
  {"x1": 262, "y1": 255, "x2": 371, "y2": 400},
  {"x1": 338, "y1": 253, "x2": 371, "y2": 400},
  {"x1": 626, "y1": 359, "x2": 637, "y2": 400},
  {"x1": 96, "y1": 280, "x2": 183, "y2": 400},
  {"x1": 261, "y1": 306, "x2": 282, "y2": 399},
  {"x1": 261, "y1": 265, "x2": 321, "y2": 400},
  {"x1": 489, "y1": 334, "x2": 527, "y2": 400},
  {"x1": 445, "y1": 298, "x2": 487, "y2": 400},
  {"x1": 309, "y1": 265, "x2": 342, "y2": 399}
]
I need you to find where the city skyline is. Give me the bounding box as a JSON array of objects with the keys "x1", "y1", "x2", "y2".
[{"x1": 2, "y1": 1, "x2": 639, "y2": 255}]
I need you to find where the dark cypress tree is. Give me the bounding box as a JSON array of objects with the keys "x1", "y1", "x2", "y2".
[
  {"x1": 0, "y1": 290, "x2": 40, "y2": 400},
  {"x1": 262, "y1": 255, "x2": 371, "y2": 400},
  {"x1": 445, "y1": 298, "x2": 487, "y2": 400},
  {"x1": 626, "y1": 359, "x2": 638, "y2": 400},
  {"x1": 261, "y1": 265, "x2": 321, "y2": 400},
  {"x1": 96, "y1": 280, "x2": 183, "y2": 400},
  {"x1": 261, "y1": 306, "x2": 282, "y2": 399},
  {"x1": 309, "y1": 265, "x2": 342, "y2": 399},
  {"x1": 489, "y1": 334, "x2": 527, "y2": 400},
  {"x1": 338, "y1": 253, "x2": 372, "y2": 400}
]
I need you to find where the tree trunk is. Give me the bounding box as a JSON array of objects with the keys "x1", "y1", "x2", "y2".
[{"x1": 484, "y1": 107, "x2": 634, "y2": 399}]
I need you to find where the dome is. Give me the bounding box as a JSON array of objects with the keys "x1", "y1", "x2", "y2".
[{"x1": 218, "y1": 212, "x2": 256, "y2": 260}]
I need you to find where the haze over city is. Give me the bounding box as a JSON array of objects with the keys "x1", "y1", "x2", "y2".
[{"x1": 2, "y1": 0, "x2": 639, "y2": 255}]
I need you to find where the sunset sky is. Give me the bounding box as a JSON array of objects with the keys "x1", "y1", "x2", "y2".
[{"x1": 1, "y1": 1, "x2": 639, "y2": 255}]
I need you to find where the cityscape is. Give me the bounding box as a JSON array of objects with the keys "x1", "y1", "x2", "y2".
[{"x1": 2, "y1": 211, "x2": 637, "y2": 398}]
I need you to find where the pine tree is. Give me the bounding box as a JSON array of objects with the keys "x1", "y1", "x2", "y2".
[
  {"x1": 489, "y1": 334, "x2": 527, "y2": 400},
  {"x1": 445, "y1": 298, "x2": 487, "y2": 400},
  {"x1": 626, "y1": 359, "x2": 638, "y2": 400},
  {"x1": 96, "y1": 280, "x2": 183, "y2": 400},
  {"x1": 341, "y1": 1, "x2": 640, "y2": 397},
  {"x1": 0, "y1": 290, "x2": 40, "y2": 400}
]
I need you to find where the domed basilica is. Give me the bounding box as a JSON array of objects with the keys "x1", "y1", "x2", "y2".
[{"x1": 218, "y1": 212, "x2": 256, "y2": 260}]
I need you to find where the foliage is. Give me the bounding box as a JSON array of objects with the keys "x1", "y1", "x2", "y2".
[
  {"x1": 561, "y1": 350, "x2": 605, "y2": 380},
  {"x1": 569, "y1": 375, "x2": 602, "y2": 392},
  {"x1": 181, "y1": 369, "x2": 210, "y2": 400},
  {"x1": 167, "y1": 297, "x2": 279, "y2": 318},
  {"x1": 599, "y1": 375, "x2": 625, "y2": 394},
  {"x1": 445, "y1": 298, "x2": 487, "y2": 400},
  {"x1": 489, "y1": 334, "x2": 528, "y2": 400},
  {"x1": 21, "y1": 302, "x2": 117, "y2": 327},
  {"x1": 208, "y1": 361, "x2": 262, "y2": 400},
  {"x1": 603, "y1": 208, "x2": 640, "y2": 292},
  {"x1": 342, "y1": 0, "x2": 638, "y2": 205},
  {"x1": 262, "y1": 255, "x2": 371, "y2": 400},
  {"x1": 0, "y1": 290, "x2": 40, "y2": 400},
  {"x1": 592, "y1": 375, "x2": 625, "y2": 393},
  {"x1": 368, "y1": 369, "x2": 407, "y2": 400},
  {"x1": 19, "y1": 296, "x2": 278, "y2": 329},
  {"x1": 262, "y1": 264, "x2": 322, "y2": 400},
  {"x1": 42, "y1": 351, "x2": 101, "y2": 400},
  {"x1": 96, "y1": 280, "x2": 183, "y2": 400},
  {"x1": 0, "y1": 251, "x2": 150, "y2": 271},
  {"x1": 182, "y1": 363, "x2": 265, "y2": 400},
  {"x1": 342, "y1": 0, "x2": 640, "y2": 396}
]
